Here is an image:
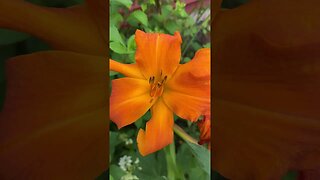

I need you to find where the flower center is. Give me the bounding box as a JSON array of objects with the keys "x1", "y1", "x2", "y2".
[{"x1": 148, "y1": 72, "x2": 167, "y2": 103}]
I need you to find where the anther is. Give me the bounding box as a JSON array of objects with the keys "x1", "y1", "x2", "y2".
[{"x1": 149, "y1": 76, "x2": 155, "y2": 84}]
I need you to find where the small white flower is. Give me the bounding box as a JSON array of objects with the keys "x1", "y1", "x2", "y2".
[
  {"x1": 118, "y1": 155, "x2": 133, "y2": 172},
  {"x1": 134, "y1": 158, "x2": 139, "y2": 164},
  {"x1": 125, "y1": 138, "x2": 133, "y2": 145}
]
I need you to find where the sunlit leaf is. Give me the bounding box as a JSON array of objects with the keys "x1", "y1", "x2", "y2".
[
  {"x1": 109, "y1": 26, "x2": 125, "y2": 45},
  {"x1": 110, "y1": 42, "x2": 127, "y2": 54}
]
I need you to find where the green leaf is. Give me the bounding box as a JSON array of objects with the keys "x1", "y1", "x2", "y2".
[
  {"x1": 185, "y1": 141, "x2": 210, "y2": 175},
  {"x1": 110, "y1": 42, "x2": 128, "y2": 54},
  {"x1": 110, "y1": 0, "x2": 132, "y2": 9},
  {"x1": 110, "y1": 13, "x2": 123, "y2": 27},
  {"x1": 110, "y1": 165, "x2": 126, "y2": 180},
  {"x1": 135, "y1": 151, "x2": 167, "y2": 179},
  {"x1": 128, "y1": 10, "x2": 149, "y2": 27},
  {"x1": 177, "y1": 143, "x2": 196, "y2": 174},
  {"x1": 0, "y1": 29, "x2": 29, "y2": 45},
  {"x1": 141, "y1": 3, "x2": 148, "y2": 12},
  {"x1": 161, "y1": 5, "x2": 173, "y2": 17},
  {"x1": 164, "y1": 20, "x2": 179, "y2": 34},
  {"x1": 109, "y1": 26, "x2": 125, "y2": 46},
  {"x1": 109, "y1": 71, "x2": 119, "y2": 77},
  {"x1": 109, "y1": 131, "x2": 121, "y2": 162},
  {"x1": 134, "y1": 111, "x2": 150, "y2": 129},
  {"x1": 127, "y1": 35, "x2": 136, "y2": 52}
]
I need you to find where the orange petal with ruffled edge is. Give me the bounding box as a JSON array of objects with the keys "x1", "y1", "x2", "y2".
[
  {"x1": 110, "y1": 78, "x2": 154, "y2": 128},
  {"x1": 137, "y1": 98, "x2": 174, "y2": 156},
  {"x1": 0, "y1": 51, "x2": 107, "y2": 179},
  {"x1": 135, "y1": 30, "x2": 182, "y2": 79},
  {"x1": 213, "y1": 0, "x2": 320, "y2": 178},
  {"x1": 109, "y1": 59, "x2": 144, "y2": 79},
  {"x1": 0, "y1": 1, "x2": 105, "y2": 56},
  {"x1": 163, "y1": 48, "x2": 210, "y2": 122}
]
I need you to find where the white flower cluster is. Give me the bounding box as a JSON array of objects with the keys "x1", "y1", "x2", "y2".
[
  {"x1": 118, "y1": 155, "x2": 142, "y2": 180},
  {"x1": 118, "y1": 155, "x2": 132, "y2": 172}
]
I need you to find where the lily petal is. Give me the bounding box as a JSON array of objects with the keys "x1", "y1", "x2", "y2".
[
  {"x1": 137, "y1": 98, "x2": 173, "y2": 156},
  {"x1": 198, "y1": 113, "x2": 211, "y2": 145},
  {"x1": 0, "y1": 51, "x2": 107, "y2": 179},
  {"x1": 135, "y1": 30, "x2": 182, "y2": 79},
  {"x1": 213, "y1": 0, "x2": 320, "y2": 178},
  {"x1": 109, "y1": 59, "x2": 145, "y2": 79},
  {"x1": 0, "y1": 1, "x2": 105, "y2": 56},
  {"x1": 163, "y1": 48, "x2": 210, "y2": 121},
  {"x1": 110, "y1": 78, "x2": 152, "y2": 128},
  {"x1": 213, "y1": 100, "x2": 320, "y2": 179},
  {"x1": 213, "y1": 0, "x2": 222, "y2": 20},
  {"x1": 85, "y1": 0, "x2": 107, "y2": 44}
]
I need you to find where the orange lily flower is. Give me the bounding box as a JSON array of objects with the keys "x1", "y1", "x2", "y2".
[
  {"x1": 0, "y1": 0, "x2": 107, "y2": 179},
  {"x1": 110, "y1": 30, "x2": 210, "y2": 156},
  {"x1": 213, "y1": 0, "x2": 320, "y2": 179},
  {"x1": 198, "y1": 113, "x2": 211, "y2": 146}
]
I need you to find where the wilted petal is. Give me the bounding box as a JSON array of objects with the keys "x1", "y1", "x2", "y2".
[
  {"x1": 110, "y1": 78, "x2": 153, "y2": 128},
  {"x1": 0, "y1": 51, "x2": 107, "y2": 179},
  {"x1": 198, "y1": 113, "x2": 211, "y2": 145},
  {"x1": 0, "y1": 1, "x2": 105, "y2": 56},
  {"x1": 135, "y1": 30, "x2": 182, "y2": 79},
  {"x1": 137, "y1": 98, "x2": 174, "y2": 156},
  {"x1": 213, "y1": 0, "x2": 320, "y2": 178},
  {"x1": 163, "y1": 48, "x2": 210, "y2": 122}
]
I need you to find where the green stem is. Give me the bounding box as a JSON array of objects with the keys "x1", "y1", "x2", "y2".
[
  {"x1": 164, "y1": 142, "x2": 185, "y2": 180},
  {"x1": 164, "y1": 143, "x2": 176, "y2": 180},
  {"x1": 173, "y1": 124, "x2": 198, "y2": 144}
]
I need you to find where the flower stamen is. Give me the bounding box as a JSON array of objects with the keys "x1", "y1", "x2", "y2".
[{"x1": 149, "y1": 75, "x2": 167, "y2": 101}]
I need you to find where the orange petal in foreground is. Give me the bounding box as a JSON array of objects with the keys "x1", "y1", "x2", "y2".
[
  {"x1": 137, "y1": 98, "x2": 174, "y2": 156},
  {"x1": 0, "y1": 0, "x2": 106, "y2": 56},
  {"x1": 110, "y1": 77, "x2": 153, "y2": 128},
  {"x1": 163, "y1": 48, "x2": 211, "y2": 122},
  {"x1": 213, "y1": 0, "x2": 320, "y2": 179},
  {"x1": 135, "y1": 29, "x2": 182, "y2": 79},
  {"x1": 0, "y1": 51, "x2": 107, "y2": 179}
]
